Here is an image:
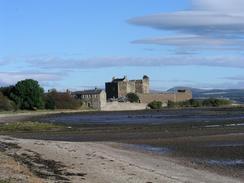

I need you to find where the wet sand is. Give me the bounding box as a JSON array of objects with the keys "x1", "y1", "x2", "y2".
[{"x1": 0, "y1": 136, "x2": 242, "y2": 183}]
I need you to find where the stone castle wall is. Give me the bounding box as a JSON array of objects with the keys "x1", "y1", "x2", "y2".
[
  {"x1": 118, "y1": 82, "x2": 128, "y2": 97},
  {"x1": 137, "y1": 90, "x2": 192, "y2": 104},
  {"x1": 101, "y1": 101, "x2": 147, "y2": 111}
]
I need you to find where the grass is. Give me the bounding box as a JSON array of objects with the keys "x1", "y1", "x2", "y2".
[
  {"x1": 0, "y1": 180, "x2": 11, "y2": 183},
  {"x1": 0, "y1": 121, "x2": 66, "y2": 132},
  {"x1": 0, "y1": 108, "x2": 94, "y2": 115}
]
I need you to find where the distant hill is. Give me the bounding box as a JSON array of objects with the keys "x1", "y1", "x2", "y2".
[{"x1": 168, "y1": 87, "x2": 244, "y2": 104}]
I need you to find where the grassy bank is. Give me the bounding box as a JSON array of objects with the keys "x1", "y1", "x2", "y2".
[{"x1": 0, "y1": 122, "x2": 67, "y2": 133}]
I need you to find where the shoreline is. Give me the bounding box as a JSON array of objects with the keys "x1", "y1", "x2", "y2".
[{"x1": 0, "y1": 136, "x2": 242, "y2": 183}]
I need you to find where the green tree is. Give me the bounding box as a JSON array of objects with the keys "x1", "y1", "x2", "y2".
[
  {"x1": 126, "y1": 93, "x2": 140, "y2": 103},
  {"x1": 10, "y1": 79, "x2": 44, "y2": 110},
  {"x1": 44, "y1": 90, "x2": 81, "y2": 109}
]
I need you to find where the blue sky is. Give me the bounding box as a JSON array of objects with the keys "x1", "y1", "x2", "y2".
[{"x1": 1, "y1": 0, "x2": 244, "y2": 91}]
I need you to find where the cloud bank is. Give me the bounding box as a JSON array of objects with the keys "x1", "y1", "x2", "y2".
[
  {"x1": 129, "y1": 0, "x2": 244, "y2": 34},
  {"x1": 129, "y1": 0, "x2": 244, "y2": 52}
]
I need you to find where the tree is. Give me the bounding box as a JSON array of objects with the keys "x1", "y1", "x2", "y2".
[
  {"x1": 10, "y1": 79, "x2": 44, "y2": 110},
  {"x1": 126, "y1": 93, "x2": 140, "y2": 103},
  {"x1": 44, "y1": 90, "x2": 81, "y2": 109}
]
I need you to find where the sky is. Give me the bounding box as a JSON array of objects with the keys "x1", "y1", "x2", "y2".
[{"x1": 1, "y1": 0, "x2": 244, "y2": 91}]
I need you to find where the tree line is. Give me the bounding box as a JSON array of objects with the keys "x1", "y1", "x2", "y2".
[{"x1": 0, "y1": 79, "x2": 81, "y2": 111}]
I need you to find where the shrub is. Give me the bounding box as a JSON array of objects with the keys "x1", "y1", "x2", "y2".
[
  {"x1": 45, "y1": 91, "x2": 81, "y2": 109},
  {"x1": 202, "y1": 98, "x2": 231, "y2": 107},
  {"x1": 0, "y1": 86, "x2": 14, "y2": 98},
  {"x1": 168, "y1": 100, "x2": 176, "y2": 108},
  {"x1": 126, "y1": 93, "x2": 140, "y2": 103},
  {"x1": 168, "y1": 98, "x2": 232, "y2": 108},
  {"x1": 148, "y1": 101, "x2": 162, "y2": 109},
  {"x1": 0, "y1": 92, "x2": 16, "y2": 111}
]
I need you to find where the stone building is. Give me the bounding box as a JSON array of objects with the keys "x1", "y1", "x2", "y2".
[
  {"x1": 105, "y1": 75, "x2": 149, "y2": 100},
  {"x1": 105, "y1": 75, "x2": 192, "y2": 105},
  {"x1": 72, "y1": 89, "x2": 106, "y2": 110}
]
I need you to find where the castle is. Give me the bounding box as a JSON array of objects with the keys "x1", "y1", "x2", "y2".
[
  {"x1": 105, "y1": 75, "x2": 149, "y2": 99},
  {"x1": 105, "y1": 75, "x2": 192, "y2": 104},
  {"x1": 73, "y1": 75, "x2": 192, "y2": 110}
]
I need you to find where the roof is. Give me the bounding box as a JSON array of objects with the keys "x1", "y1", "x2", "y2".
[{"x1": 72, "y1": 89, "x2": 103, "y2": 95}]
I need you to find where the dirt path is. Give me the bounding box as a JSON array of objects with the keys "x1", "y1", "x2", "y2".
[{"x1": 0, "y1": 136, "x2": 242, "y2": 183}]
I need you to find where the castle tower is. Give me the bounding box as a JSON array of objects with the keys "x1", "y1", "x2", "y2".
[{"x1": 142, "y1": 75, "x2": 150, "y2": 93}]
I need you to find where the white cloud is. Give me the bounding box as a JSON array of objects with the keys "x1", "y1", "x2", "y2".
[
  {"x1": 0, "y1": 71, "x2": 62, "y2": 86},
  {"x1": 191, "y1": 0, "x2": 244, "y2": 12},
  {"x1": 128, "y1": 11, "x2": 244, "y2": 35},
  {"x1": 223, "y1": 76, "x2": 244, "y2": 81},
  {"x1": 128, "y1": 0, "x2": 244, "y2": 52},
  {"x1": 132, "y1": 35, "x2": 244, "y2": 49},
  {"x1": 25, "y1": 55, "x2": 244, "y2": 69}
]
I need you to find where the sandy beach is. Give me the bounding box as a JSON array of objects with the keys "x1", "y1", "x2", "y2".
[{"x1": 0, "y1": 136, "x2": 242, "y2": 183}]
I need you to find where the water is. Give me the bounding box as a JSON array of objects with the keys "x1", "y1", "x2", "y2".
[
  {"x1": 128, "y1": 142, "x2": 244, "y2": 168},
  {"x1": 207, "y1": 159, "x2": 244, "y2": 166},
  {"x1": 206, "y1": 142, "x2": 244, "y2": 147},
  {"x1": 40, "y1": 111, "x2": 244, "y2": 125},
  {"x1": 128, "y1": 144, "x2": 172, "y2": 155}
]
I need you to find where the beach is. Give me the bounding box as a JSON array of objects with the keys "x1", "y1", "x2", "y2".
[{"x1": 0, "y1": 136, "x2": 242, "y2": 183}]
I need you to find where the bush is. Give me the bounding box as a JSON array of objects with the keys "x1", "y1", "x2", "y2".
[
  {"x1": 148, "y1": 101, "x2": 162, "y2": 109},
  {"x1": 168, "y1": 100, "x2": 176, "y2": 108},
  {"x1": 0, "y1": 92, "x2": 16, "y2": 111},
  {"x1": 168, "y1": 98, "x2": 232, "y2": 108},
  {"x1": 45, "y1": 91, "x2": 81, "y2": 109},
  {"x1": 126, "y1": 93, "x2": 140, "y2": 103},
  {"x1": 202, "y1": 98, "x2": 231, "y2": 107}
]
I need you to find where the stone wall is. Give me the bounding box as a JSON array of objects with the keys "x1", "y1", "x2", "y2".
[
  {"x1": 118, "y1": 82, "x2": 128, "y2": 97},
  {"x1": 135, "y1": 80, "x2": 143, "y2": 93},
  {"x1": 101, "y1": 102, "x2": 147, "y2": 111},
  {"x1": 99, "y1": 91, "x2": 107, "y2": 109},
  {"x1": 127, "y1": 81, "x2": 136, "y2": 94},
  {"x1": 138, "y1": 90, "x2": 192, "y2": 104}
]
